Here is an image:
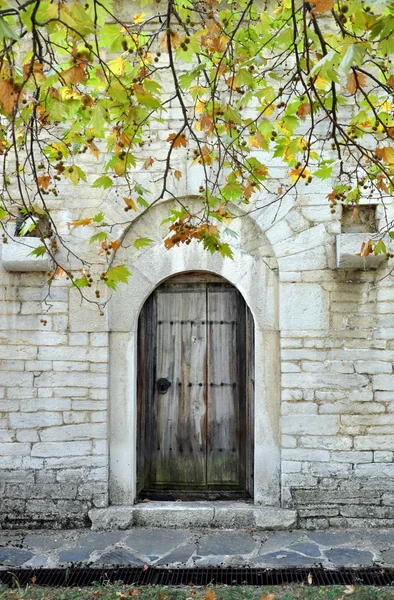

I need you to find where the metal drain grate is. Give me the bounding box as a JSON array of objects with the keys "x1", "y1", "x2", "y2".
[{"x1": 1, "y1": 567, "x2": 394, "y2": 588}]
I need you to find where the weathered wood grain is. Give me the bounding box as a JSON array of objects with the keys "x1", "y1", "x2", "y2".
[{"x1": 137, "y1": 272, "x2": 254, "y2": 498}]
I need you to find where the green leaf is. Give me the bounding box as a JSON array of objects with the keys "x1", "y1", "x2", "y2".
[
  {"x1": 134, "y1": 237, "x2": 153, "y2": 250},
  {"x1": 374, "y1": 239, "x2": 386, "y2": 255},
  {"x1": 0, "y1": 206, "x2": 7, "y2": 220},
  {"x1": 73, "y1": 277, "x2": 89, "y2": 289},
  {"x1": 92, "y1": 176, "x2": 113, "y2": 189},
  {"x1": 389, "y1": 232, "x2": 394, "y2": 240},
  {"x1": 340, "y1": 44, "x2": 366, "y2": 74},
  {"x1": 314, "y1": 164, "x2": 334, "y2": 179},
  {"x1": 0, "y1": 17, "x2": 18, "y2": 41},
  {"x1": 28, "y1": 245, "x2": 47, "y2": 257},
  {"x1": 89, "y1": 232, "x2": 108, "y2": 244},
  {"x1": 19, "y1": 217, "x2": 37, "y2": 236},
  {"x1": 93, "y1": 212, "x2": 105, "y2": 223},
  {"x1": 105, "y1": 264, "x2": 132, "y2": 290}
]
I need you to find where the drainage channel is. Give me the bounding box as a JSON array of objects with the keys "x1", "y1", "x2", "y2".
[{"x1": 1, "y1": 568, "x2": 394, "y2": 588}]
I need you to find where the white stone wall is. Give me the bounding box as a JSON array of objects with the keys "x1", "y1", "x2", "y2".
[
  {"x1": 0, "y1": 274, "x2": 109, "y2": 527},
  {"x1": 1, "y1": 37, "x2": 394, "y2": 527}
]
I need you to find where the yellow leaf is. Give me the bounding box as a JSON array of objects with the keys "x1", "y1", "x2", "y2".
[
  {"x1": 307, "y1": 573, "x2": 313, "y2": 585},
  {"x1": 375, "y1": 146, "x2": 394, "y2": 164},
  {"x1": 134, "y1": 12, "x2": 146, "y2": 23},
  {"x1": 88, "y1": 142, "x2": 100, "y2": 160},
  {"x1": 260, "y1": 595, "x2": 275, "y2": 600},
  {"x1": 195, "y1": 100, "x2": 206, "y2": 114},
  {"x1": 123, "y1": 197, "x2": 137, "y2": 211},
  {"x1": 289, "y1": 167, "x2": 310, "y2": 182},
  {"x1": 72, "y1": 218, "x2": 92, "y2": 227},
  {"x1": 108, "y1": 56, "x2": 125, "y2": 76},
  {"x1": 263, "y1": 104, "x2": 275, "y2": 117},
  {"x1": 111, "y1": 239, "x2": 121, "y2": 250},
  {"x1": 174, "y1": 170, "x2": 182, "y2": 180}
]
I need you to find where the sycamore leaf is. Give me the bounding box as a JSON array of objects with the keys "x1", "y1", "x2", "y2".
[
  {"x1": 387, "y1": 74, "x2": 394, "y2": 89},
  {"x1": 374, "y1": 239, "x2": 386, "y2": 255},
  {"x1": 53, "y1": 265, "x2": 66, "y2": 280},
  {"x1": 105, "y1": 264, "x2": 132, "y2": 290},
  {"x1": 62, "y1": 63, "x2": 86, "y2": 85},
  {"x1": 0, "y1": 78, "x2": 21, "y2": 114},
  {"x1": 134, "y1": 237, "x2": 153, "y2": 250},
  {"x1": 0, "y1": 206, "x2": 8, "y2": 219},
  {"x1": 205, "y1": 590, "x2": 216, "y2": 600},
  {"x1": 143, "y1": 156, "x2": 154, "y2": 169},
  {"x1": 92, "y1": 176, "x2": 113, "y2": 189},
  {"x1": 89, "y1": 232, "x2": 108, "y2": 244},
  {"x1": 375, "y1": 147, "x2": 394, "y2": 164},
  {"x1": 307, "y1": 573, "x2": 313, "y2": 585},
  {"x1": 72, "y1": 218, "x2": 92, "y2": 227},
  {"x1": 73, "y1": 276, "x2": 89, "y2": 289},
  {"x1": 260, "y1": 595, "x2": 275, "y2": 600},
  {"x1": 111, "y1": 239, "x2": 121, "y2": 250},
  {"x1": 37, "y1": 175, "x2": 51, "y2": 189},
  {"x1": 346, "y1": 71, "x2": 367, "y2": 94},
  {"x1": 93, "y1": 212, "x2": 105, "y2": 223},
  {"x1": 28, "y1": 245, "x2": 47, "y2": 257},
  {"x1": 289, "y1": 167, "x2": 310, "y2": 182},
  {"x1": 174, "y1": 170, "x2": 182, "y2": 181},
  {"x1": 108, "y1": 56, "x2": 125, "y2": 76},
  {"x1": 297, "y1": 102, "x2": 311, "y2": 119},
  {"x1": 166, "y1": 132, "x2": 187, "y2": 148},
  {"x1": 123, "y1": 197, "x2": 137, "y2": 211},
  {"x1": 133, "y1": 12, "x2": 146, "y2": 22},
  {"x1": 309, "y1": 0, "x2": 334, "y2": 14}
]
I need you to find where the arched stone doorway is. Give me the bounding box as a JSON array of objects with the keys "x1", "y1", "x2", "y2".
[
  {"x1": 108, "y1": 199, "x2": 280, "y2": 508},
  {"x1": 137, "y1": 272, "x2": 254, "y2": 500}
]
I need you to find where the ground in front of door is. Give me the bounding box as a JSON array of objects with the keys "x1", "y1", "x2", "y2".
[{"x1": 0, "y1": 529, "x2": 394, "y2": 569}]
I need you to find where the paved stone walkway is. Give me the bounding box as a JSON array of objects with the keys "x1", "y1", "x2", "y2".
[{"x1": 1, "y1": 529, "x2": 394, "y2": 569}]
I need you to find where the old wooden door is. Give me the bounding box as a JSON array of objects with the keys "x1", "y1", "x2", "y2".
[{"x1": 137, "y1": 272, "x2": 254, "y2": 499}]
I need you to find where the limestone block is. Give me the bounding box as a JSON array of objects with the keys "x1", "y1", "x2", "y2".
[
  {"x1": 253, "y1": 507, "x2": 297, "y2": 529},
  {"x1": 280, "y1": 283, "x2": 329, "y2": 331},
  {"x1": 89, "y1": 506, "x2": 134, "y2": 530},
  {"x1": 1, "y1": 236, "x2": 51, "y2": 272},
  {"x1": 336, "y1": 233, "x2": 387, "y2": 269}
]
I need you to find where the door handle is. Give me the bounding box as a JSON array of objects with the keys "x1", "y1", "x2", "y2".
[{"x1": 157, "y1": 378, "x2": 171, "y2": 394}]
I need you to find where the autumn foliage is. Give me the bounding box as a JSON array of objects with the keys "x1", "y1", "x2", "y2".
[{"x1": 0, "y1": 0, "x2": 393, "y2": 304}]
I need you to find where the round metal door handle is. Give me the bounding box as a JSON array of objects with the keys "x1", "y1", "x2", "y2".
[{"x1": 157, "y1": 378, "x2": 171, "y2": 394}]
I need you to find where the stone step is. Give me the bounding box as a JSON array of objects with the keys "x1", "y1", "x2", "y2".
[{"x1": 89, "y1": 502, "x2": 297, "y2": 531}]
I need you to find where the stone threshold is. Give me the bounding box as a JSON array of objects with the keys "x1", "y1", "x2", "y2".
[{"x1": 89, "y1": 502, "x2": 297, "y2": 530}]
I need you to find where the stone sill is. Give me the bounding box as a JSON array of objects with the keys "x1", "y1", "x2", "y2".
[
  {"x1": 1, "y1": 232, "x2": 50, "y2": 272},
  {"x1": 89, "y1": 502, "x2": 297, "y2": 531},
  {"x1": 336, "y1": 233, "x2": 387, "y2": 270}
]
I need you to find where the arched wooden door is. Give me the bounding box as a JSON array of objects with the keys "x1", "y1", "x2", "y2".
[{"x1": 137, "y1": 272, "x2": 254, "y2": 500}]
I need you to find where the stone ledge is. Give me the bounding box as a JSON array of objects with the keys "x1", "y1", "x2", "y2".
[
  {"x1": 336, "y1": 233, "x2": 387, "y2": 270},
  {"x1": 1, "y1": 235, "x2": 50, "y2": 272},
  {"x1": 89, "y1": 503, "x2": 297, "y2": 531}
]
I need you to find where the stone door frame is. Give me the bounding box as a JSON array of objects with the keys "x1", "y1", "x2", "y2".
[{"x1": 108, "y1": 220, "x2": 280, "y2": 507}]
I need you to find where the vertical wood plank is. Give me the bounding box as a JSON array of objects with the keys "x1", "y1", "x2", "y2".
[
  {"x1": 206, "y1": 285, "x2": 246, "y2": 488},
  {"x1": 153, "y1": 284, "x2": 207, "y2": 487}
]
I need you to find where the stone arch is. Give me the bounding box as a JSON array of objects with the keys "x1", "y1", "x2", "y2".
[{"x1": 108, "y1": 200, "x2": 281, "y2": 507}]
